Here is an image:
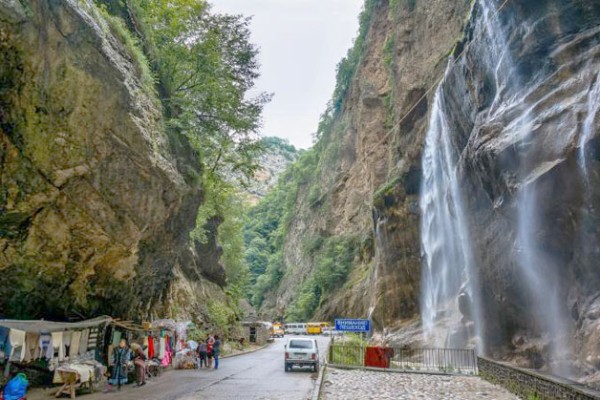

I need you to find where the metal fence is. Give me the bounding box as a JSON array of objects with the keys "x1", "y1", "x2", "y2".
[{"x1": 329, "y1": 345, "x2": 478, "y2": 375}]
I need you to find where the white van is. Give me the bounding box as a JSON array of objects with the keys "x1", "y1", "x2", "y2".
[{"x1": 284, "y1": 323, "x2": 307, "y2": 335}]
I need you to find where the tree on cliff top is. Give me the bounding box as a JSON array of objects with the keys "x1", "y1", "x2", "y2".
[{"x1": 133, "y1": 0, "x2": 270, "y2": 182}]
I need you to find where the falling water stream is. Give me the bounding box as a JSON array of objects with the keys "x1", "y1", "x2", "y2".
[
  {"x1": 420, "y1": 69, "x2": 484, "y2": 353},
  {"x1": 420, "y1": 0, "x2": 596, "y2": 376}
]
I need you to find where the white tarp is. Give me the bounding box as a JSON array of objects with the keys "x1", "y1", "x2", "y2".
[{"x1": 0, "y1": 316, "x2": 112, "y2": 333}]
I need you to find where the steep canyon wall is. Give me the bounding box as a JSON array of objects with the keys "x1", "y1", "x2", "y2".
[
  {"x1": 0, "y1": 0, "x2": 227, "y2": 321},
  {"x1": 261, "y1": 0, "x2": 473, "y2": 328},
  {"x1": 261, "y1": 0, "x2": 600, "y2": 383}
]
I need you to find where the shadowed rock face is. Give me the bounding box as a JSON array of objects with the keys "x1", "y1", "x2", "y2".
[{"x1": 0, "y1": 0, "x2": 225, "y2": 320}]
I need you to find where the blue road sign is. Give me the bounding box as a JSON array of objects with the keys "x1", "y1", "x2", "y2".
[{"x1": 335, "y1": 319, "x2": 370, "y2": 332}]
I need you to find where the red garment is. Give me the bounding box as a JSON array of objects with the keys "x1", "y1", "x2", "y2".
[{"x1": 148, "y1": 335, "x2": 155, "y2": 359}]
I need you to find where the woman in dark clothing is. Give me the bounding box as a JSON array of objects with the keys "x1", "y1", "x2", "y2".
[
  {"x1": 213, "y1": 335, "x2": 221, "y2": 370},
  {"x1": 104, "y1": 339, "x2": 130, "y2": 392},
  {"x1": 132, "y1": 344, "x2": 147, "y2": 387}
]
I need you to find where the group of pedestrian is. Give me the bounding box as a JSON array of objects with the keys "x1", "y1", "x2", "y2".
[
  {"x1": 102, "y1": 334, "x2": 223, "y2": 394},
  {"x1": 197, "y1": 334, "x2": 221, "y2": 369}
]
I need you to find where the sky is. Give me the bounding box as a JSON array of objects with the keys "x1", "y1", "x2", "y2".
[{"x1": 211, "y1": 0, "x2": 364, "y2": 149}]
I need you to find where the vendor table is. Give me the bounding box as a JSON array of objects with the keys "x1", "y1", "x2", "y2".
[{"x1": 54, "y1": 370, "x2": 93, "y2": 399}]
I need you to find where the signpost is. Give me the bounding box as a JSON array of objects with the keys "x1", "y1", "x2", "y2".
[
  {"x1": 334, "y1": 319, "x2": 370, "y2": 368},
  {"x1": 334, "y1": 319, "x2": 370, "y2": 333}
]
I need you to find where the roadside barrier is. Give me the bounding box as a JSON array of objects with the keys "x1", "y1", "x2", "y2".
[{"x1": 329, "y1": 345, "x2": 478, "y2": 376}]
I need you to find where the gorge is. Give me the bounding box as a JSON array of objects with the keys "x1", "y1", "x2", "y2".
[
  {"x1": 246, "y1": 0, "x2": 600, "y2": 387},
  {"x1": 1, "y1": 0, "x2": 600, "y2": 391}
]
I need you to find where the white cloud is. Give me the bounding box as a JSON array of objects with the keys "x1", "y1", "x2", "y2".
[{"x1": 210, "y1": 0, "x2": 364, "y2": 149}]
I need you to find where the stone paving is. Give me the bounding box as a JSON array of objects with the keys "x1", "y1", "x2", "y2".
[{"x1": 321, "y1": 367, "x2": 521, "y2": 400}]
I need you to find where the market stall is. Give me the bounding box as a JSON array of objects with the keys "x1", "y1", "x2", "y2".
[{"x1": 0, "y1": 317, "x2": 111, "y2": 399}]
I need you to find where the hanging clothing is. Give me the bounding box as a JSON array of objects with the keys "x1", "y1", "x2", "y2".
[
  {"x1": 0, "y1": 327, "x2": 11, "y2": 360},
  {"x1": 69, "y1": 331, "x2": 81, "y2": 358},
  {"x1": 63, "y1": 331, "x2": 72, "y2": 357},
  {"x1": 23, "y1": 332, "x2": 40, "y2": 362},
  {"x1": 9, "y1": 329, "x2": 26, "y2": 362},
  {"x1": 78, "y1": 329, "x2": 89, "y2": 356},
  {"x1": 158, "y1": 337, "x2": 165, "y2": 359},
  {"x1": 51, "y1": 331, "x2": 64, "y2": 361},
  {"x1": 111, "y1": 330, "x2": 122, "y2": 348},
  {"x1": 87, "y1": 328, "x2": 98, "y2": 351},
  {"x1": 147, "y1": 336, "x2": 155, "y2": 359},
  {"x1": 108, "y1": 346, "x2": 130, "y2": 386},
  {"x1": 39, "y1": 333, "x2": 52, "y2": 360}
]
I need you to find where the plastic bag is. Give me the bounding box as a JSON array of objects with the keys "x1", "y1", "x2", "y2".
[{"x1": 3, "y1": 373, "x2": 28, "y2": 400}]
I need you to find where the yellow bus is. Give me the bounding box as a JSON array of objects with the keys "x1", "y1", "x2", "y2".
[{"x1": 307, "y1": 322, "x2": 330, "y2": 335}]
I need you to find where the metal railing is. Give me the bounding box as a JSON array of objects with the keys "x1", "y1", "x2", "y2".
[{"x1": 329, "y1": 345, "x2": 478, "y2": 375}]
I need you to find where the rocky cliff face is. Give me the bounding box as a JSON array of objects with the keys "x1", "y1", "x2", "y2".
[
  {"x1": 245, "y1": 137, "x2": 298, "y2": 204},
  {"x1": 0, "y1": 0, "x2": 226, "y2": 320},
  {"x1": 261, "y1": 0, "x2": 600, "y2": 384},
  {"x1": 427, "y1": 0, "x2": 600, "y2": 380},
  {"x1": 261, "y1": 0, "x2": 473, "y2": 326}
]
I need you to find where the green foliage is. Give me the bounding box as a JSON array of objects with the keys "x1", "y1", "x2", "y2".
[
  {"x1": 259, "y1": 136, "x2": 298, "y2": 161},
  {"x1": 243, "y1": 146, "x2": 325, "y2": 307},
  {"x1": 95, "y1": 4, "x2": 156, "y2": 96},
  {"x1": 285, "y1": 235, "x2": 360, "y2": 321},
  {"x1": 207, "y1": 299, "x2": 237, "y2": 336},
  {"x1": 330, "y1": 0, "x2": 380, "y2": 114}
]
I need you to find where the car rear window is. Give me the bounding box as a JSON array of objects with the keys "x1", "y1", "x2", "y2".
[{"x1": 289, "y1": 340, "x2": 313, "y2": 349}]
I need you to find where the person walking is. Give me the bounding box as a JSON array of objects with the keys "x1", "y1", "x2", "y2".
[
  {"x1": 132, "y1": 343, "x2": 147, "y2": 387},
  {"x1": 198, "y1": 340, "x2": 208, "y2": 368},
  {"x1": 206, "y1": 336, "x2": 215, "y2": 368},
  {"x1": 213, "y1": 335, "x2": 221, "y2": 370},
  {"x1": 104, "y1": 339, "x2": 130, "y2": 392}
]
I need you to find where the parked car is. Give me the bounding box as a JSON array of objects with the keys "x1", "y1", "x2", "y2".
[
  {"x1": 321, "y1": 327, "x2": 343, "y2": 337},
  {"x1": 284, "y1": 338, "x2": 319, "y2": 372}
]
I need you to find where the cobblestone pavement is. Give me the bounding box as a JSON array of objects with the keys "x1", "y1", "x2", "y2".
[{"x1": 321, "y1": 368, "x2": 520, "y2": 400}]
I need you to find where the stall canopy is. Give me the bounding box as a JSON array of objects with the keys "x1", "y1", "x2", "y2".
[{"x1": 0, "y1": 316, "x2": 112, "y2": 333}]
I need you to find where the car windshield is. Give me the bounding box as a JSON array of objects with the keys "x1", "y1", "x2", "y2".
[{"x1": 289, "y1": 340, "x2": 313, "y2": 349}]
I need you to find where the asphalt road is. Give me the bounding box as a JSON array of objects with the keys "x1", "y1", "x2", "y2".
[{"x1": 29, "y1": 335, "x2": 331, "y2": 400}]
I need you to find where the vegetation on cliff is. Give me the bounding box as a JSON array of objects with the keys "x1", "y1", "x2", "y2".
[
  {"x1": 241, "y1": 0, "x2": 384, "y2": 321},
  {"x1": 0, "y1": 0, "x2": 270, "y2": 334},
  {"x1": 99, "y1": 0, "x2": 273, "y2": 329}
]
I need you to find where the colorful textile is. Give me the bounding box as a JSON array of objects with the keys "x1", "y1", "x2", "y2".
[
  {"x1": 148, "y1": 336, "x2": 155, "y2": 359},
  {"x1": 0, "y1": 326, "x2": 10, "y2": 360},
  {"x1": 87, "y1": 328, "x2": 98, "y2": 351},
  {"x1": 108, "y1": 346, "x2": 130, "y2": 385}
]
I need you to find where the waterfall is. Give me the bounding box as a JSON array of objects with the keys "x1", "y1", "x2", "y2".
[
  {"x1": 420, "y1": 73, "x2": 485, "y2": 353},
  {"x1": 579, "y1": 74, "x2": 600, "y2": 173},
  {"x1": 420, "y1": 0, "x2": 585, "y2": 372}
]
